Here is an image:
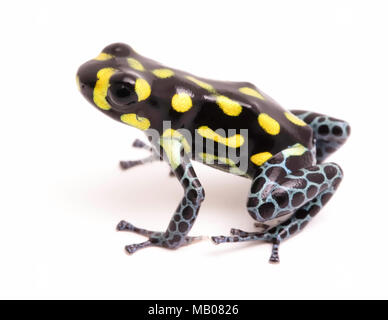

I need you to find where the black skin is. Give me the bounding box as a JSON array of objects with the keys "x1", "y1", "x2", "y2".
[
  {"x1": 77, "y1": 43, "x2": 314, "y2": 178},
  {"x1": 76, "y1": 43, "x2": 350, "y2": 262}
]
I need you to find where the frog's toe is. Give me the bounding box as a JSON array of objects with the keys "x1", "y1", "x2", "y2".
[
  {"x1": 211, "y1": 236, "x2": 227, "y2": 244},
  {"x1": 116, "y1": 220, "x2": 134, "y2": 231},
  {"x1": 119, "y1": 154, "x2": 159, "y2": 171},
  {"x1": 125, "y1": 244, "x2": 138, "y2": 254},
  {"x1": 116, "y1": 220, "x2": 155, "y2": 236},
  {"x1": 132, "y1": 139, "x2": 152, "y2": 151},
  {"x1": 230, "y1": 228, "x2": 249, "y2": 236},
  {"x1": 254, "y1": 222, "x2": 270, "y2": 230},
  {"x1": 212, "y1": 234, "x2": 252, "y2": 244},
  {"x1": 119, "y1": 160, "x2": 141, "y2": 170},
  {"x1": 124, "y1": 240, "x2": 152, "y2": 254},
  {"x1": 132, "y1": 139, "x2": 147, "y2": 149},
  {"x1": 269, "y1": 241, "x2": 280, "y2": 263},
  {"x1": 182, "y1": 235, "x2": 204, "y2": 245}
]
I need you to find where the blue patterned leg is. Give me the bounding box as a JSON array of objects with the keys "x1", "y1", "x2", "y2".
[
  {"x1": 212, "y1": 160, "x2": 343, "y2": 262},
  {"x1": 291, "y1": 110, "x2": 351, "y2": 163},
  {"x1": 213, "y1": 185, "x2": 341, "y2": 262},
  {"x1": 117, "y1": 139, "x2": 205, "y2": 254}
]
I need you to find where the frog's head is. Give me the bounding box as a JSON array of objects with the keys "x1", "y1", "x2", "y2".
[{"x1": 76, "y1": 43, "x2": 152, "y2": 127}]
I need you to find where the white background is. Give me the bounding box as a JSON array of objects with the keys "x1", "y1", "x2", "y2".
[{"x1": 0, "y1": 0, "x2": 387, "y2": 299}]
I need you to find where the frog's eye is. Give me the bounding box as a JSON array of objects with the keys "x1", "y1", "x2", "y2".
[{"x1": 108, "y1": 74, "x2": 137, "y2": 107}]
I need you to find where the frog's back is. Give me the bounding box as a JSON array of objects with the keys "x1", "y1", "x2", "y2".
[
  {"x1": 118, "y1": 47, "x2": 314, "y2": 177},
  {"x1": 186, "y1": 78, "x2": 314, "y2": 177},
  {"x1": 154, "y1": 72, "x2": 313, "y2": 167}
]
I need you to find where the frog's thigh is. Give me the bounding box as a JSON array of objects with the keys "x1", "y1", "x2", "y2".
[
  {"x1": 247, "y1": 162, "x2": 343, "y2": 223},
  {"x1": 213, "y1": 162, "x2": 343, "y2": 262},
  {"x1": 266, "y1": 185, "x2": 340, "y2": 243},
  {"x1": 220, "y1": 184, "x2": 342, "y2": 262},
  {"x1": 291, "y1": 110, "x2": 351, "y2": 163}
]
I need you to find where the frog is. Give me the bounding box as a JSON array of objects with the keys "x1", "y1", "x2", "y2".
[{"x1": 76, "y1": 43, "x2": 350, "y2": 262}]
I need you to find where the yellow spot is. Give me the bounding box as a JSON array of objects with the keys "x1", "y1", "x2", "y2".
[
  {"x1": 171, "y1": 93, "x2": 193, "y2": 112},
  {"x1": 197, "y1": 126, "x2": 244, "y2": 148},
  {"x1": 284, "y1": 112, "x2": 307, "y2": 126},
  {"x1": 199, "y1": 153, "x2": 245, "y2": 175},
  {"x1": 76, "y1": 75, "x2": 81, "y2": 91},
  {"x1": 216, "y1": 95, "x2": 242, "y2": 116},
  {"x1": 250, "y1": 152, "x2": 273, "y2": 166},
  {"x1": 94, "y1": 53, "x2": 113, "y2": 61},
  {"x1": 127, "y1": 58, "x2": 145, "y2": 71},
  {"x1": 199, "y1": 153, "x2": 234, "y2": 166},
  {"x1": 283, "y1": 143, "x2": 307, "y2": 157},
  {"x1": 135, "y1": 78, "x2": 151, "y2": 101},
  {"x1": 152, "y1": 68, "x2": 175, "y2": 78},
  {"x1": 186, "y1": 76, "x2": 215, "y2": 92},
  {"x1": 159, "y1": 138, "x2": 182, "y2": 170},
  {"x1": 239, "y1": 87, "x2": 265, "y2": 100},
  {"x1": 120, "y1": 113, "x2": 150, "y2": 130},
  {"x1": 258, "y1": 113, "x2": 280, "y2": 135},
  {"x1": 162, "y1": 129, "x2": 191, "y2": 152},
  {"x1": 93, "y1": 68, "x2": 116, "y2": 110}
]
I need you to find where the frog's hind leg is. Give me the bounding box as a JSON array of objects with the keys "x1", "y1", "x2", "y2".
[
  {"x1": 291, "y1": 110, "x2": 351, "y2": 163},
  {"x1": 212, "y1": 160, "x2": 343, "y2": 262},
  {"x1": 214, "y1": 192, "x2": 335, "y2": 263}
]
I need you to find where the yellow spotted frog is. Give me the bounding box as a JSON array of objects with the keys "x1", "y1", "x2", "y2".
[{"x1": 77, "y1": 43, "x2": 350, "y2": 262}]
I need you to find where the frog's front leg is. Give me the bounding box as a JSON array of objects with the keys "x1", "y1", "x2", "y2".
[
  {"x1": 120, "y1": 139, "x2": 175, "y2": 176},
  {"x1": 212, "y1": 156, "x2": 343, "y2": 262},
  {"x1": 117, "y1": 137, "x2": 205, "y2": 254},
  {"x1": 119, "y1": 139, "x2": 159, "y2": 170}
]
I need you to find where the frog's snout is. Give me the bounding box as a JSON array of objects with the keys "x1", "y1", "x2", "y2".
[
  {"x1": 76, "y1": 43, "x2": 133, "y2": 101},
  {"x1": 76, "y1": 62, "x2": 95, "y2": 102}
]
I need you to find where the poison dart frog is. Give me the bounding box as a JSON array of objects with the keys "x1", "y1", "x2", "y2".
[{"x1": 76, "y1": 43, "x2": 350, "y2": 262}]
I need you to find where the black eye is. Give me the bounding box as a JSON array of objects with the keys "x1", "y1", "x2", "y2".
[{"x1": 108, "y1": 75, "x2": 137, "y2": 106}]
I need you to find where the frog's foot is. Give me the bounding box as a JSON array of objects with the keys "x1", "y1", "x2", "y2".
[
  {"x1": 117, "y1": 220, "x2": 203, "y2": 254},
  {"x1": 121, "y1": 139, "x2": 174, "y2": 176},
  {"x1": 120, "y1": 159, "x2": 143, "y2": 170},
  {"x1": 229, "y1": 228, "x2": 256, "y2": 236},
  {"x1": 119, "y1": 154, "x2": 159, "y2": 170},
  {"x1": 119, "y1": 156, "x2": 175, "y2": 177},
  {"x1": 269, "y1": 240, "x2": 280, "y2": 263},
  {"x1": 211, "y1": 232, "x2": 270, "y2": 244},
  {"x1": 116, "y1": 220, "x2": 155, "y2": 236},
  {"x1": 211, "y1": 230, "x2": 280, "y2": 262},
  {"x1": 119, "y1": 139, "x2": 158, "y2": 170},
  {"x1": 132, "y1": 139, "x2": 153, "y2": 152}
]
